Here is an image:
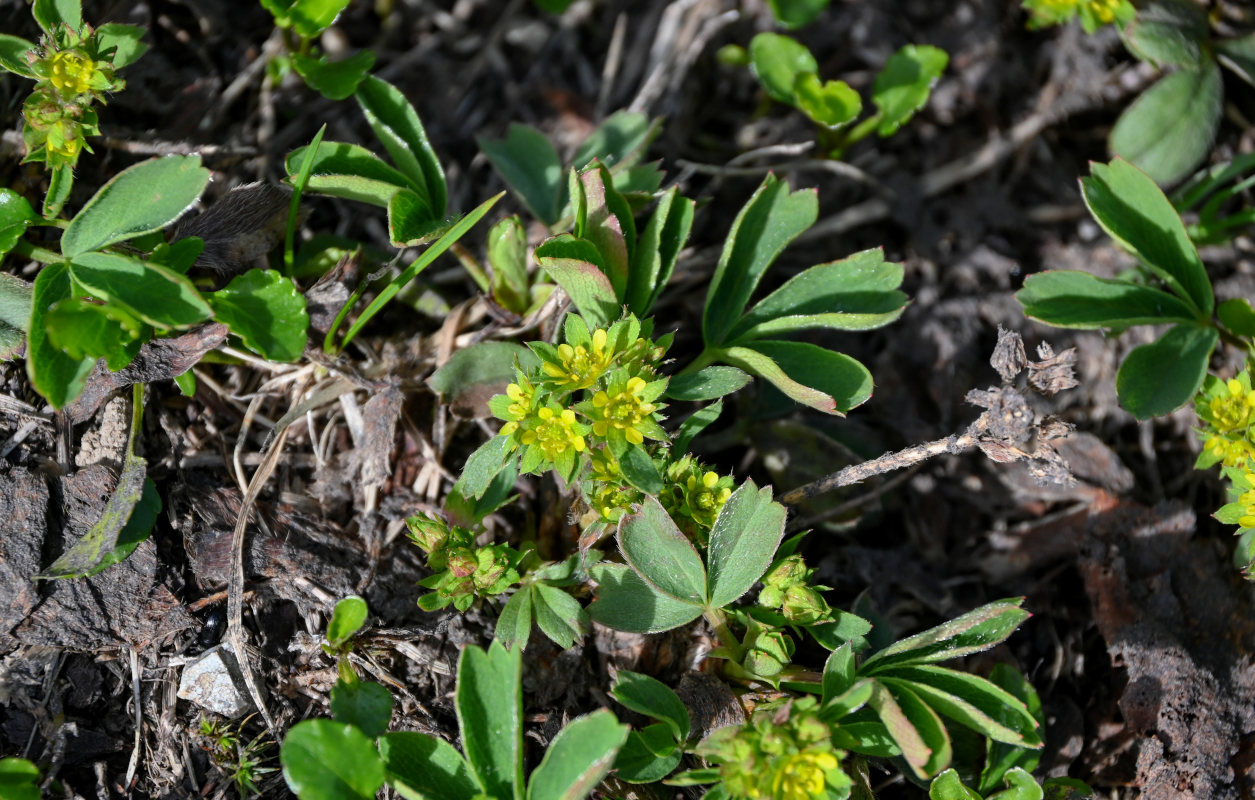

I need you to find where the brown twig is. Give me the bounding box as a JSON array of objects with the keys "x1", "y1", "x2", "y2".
[{"x1": 780, "y1": 432, "x2": 977, "y2": 507}]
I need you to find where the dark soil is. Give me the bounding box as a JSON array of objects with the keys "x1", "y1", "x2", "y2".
[{"x1": 2, "y1": 1, "x2": 1255, "y2": 798}]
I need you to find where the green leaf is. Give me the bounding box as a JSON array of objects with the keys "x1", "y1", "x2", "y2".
[
  {"x1": 286, "y1": 141, "x2": 413, "y2": 206},
  {"x1": 0, "y1": 270, "x2": 33, "y2": 332},
  {"x1": 617, "y1": 496, "x2": 708, "y2": 604},
  {"x1": 62, "y1": 156, "x2": 210, "y2": 257},
  {"x1": 206, "y1": 269, "x2": 308, "y2": 361},
  {"x1": 667, "y1": 367, "x2": 751, "y2": 401},
  {"x1": 881, "y1": 666, "x2": 1041, "y2": 747},
  {"x1": 587, "y1": 563, "x2": 704, "y2": 633},
  {"x1": 572, "y1": 111, "x2": 657, "y2": 174},
  {"x1": 26, "y1": 263, "x2": 93, "y2": 409},
  {"x1": 930, "y1": 770, "x2": 982, "y2": 800},
  {"x1": 41, "y1": 166, "x2": 71, "y2": 220},
  {"x1": 793, "y1": 74, "x2": 862, "y2": 129},
  {"x1": 32, "y1": 0, "x2": 81, "y2": 33},
  {"x1": 885, "y1": 679, "x2": 952, "y2": 778},
  {"x1": 0, "y1": 35, "x2": 37, "y2": 77},
  {"x1": 766, "y1": 0, "x2": 830, "y2": 29},
  {"x1": 872, "y1": 44, "x2": 949, "y2": 136},
  {"x1": 45, "y1": 298, "x2": 143, "y2": 370},
  {"x1": 479, "y1": 125, "x2": 565, "y2": 225},
  {"x1": 487, "y1": 215, "x2": 531, "y2": 311},
  {"x1": 1016, "y1": 270, "x2": 1199, "y2": 328},
  {"x1": 494, "y1": 586, "x2": 535, "y2": 651},
  {"x1": 613, "y1": 727, "x2": 684, "y2": 784},
  {"x1": 292, "y1": 50, "x2": 375, "y2": 101},
  {"x1": 0, "y1": 758, "x2": 40, "y2": 800},
  {"x1": 706, "y1": 479, "x2": 786, "y2": 608},
  {"x1": 822, "y1": 642, "x2": 857, "y2": 704},
  {"x1": 289, "y1": 0, "x2": 350, "y2": 37},
  {"x1": 69, "y1": 252, "x2": 212, "y2": 330},
  {"x1": 726, "y1": 341, "x2": 873, "y2": 414},
  {"x1": 526, "y1": 709, "x2": 628, "y2": 800},
  {"x1": 628, "y1": 187, "x2": 694, "y2": 315},
  {"x1": 327, "y1": 595, "x2": 369, "y2": 645},
  {"x1": 340, "y1": 193, "x2": 501, "y2": 349},
  {"x1": 1081, "y1": 158, "x2": 1213, "y2": 313},
  {"x1": 379, "y1": 732, "x2": 479, "y2": 800},
  {"x1": 1216, "y1": 34, "x2": 1255, "y2": 87},
  {"x1": 1116, "y1": 323, "x2": 1217, "y2": 419},
  {"x1": 331, "y1": 680, "x2": 394, "y2": 738},
  {"x1": 748, "y1": 33, "x2": 818, "y2": 104},
  {"x1": 95, "y1": 23, "x2": 148, "y2": 69},
  {"x1": 860, "y1": 598, "x2": 1029, "y2": 673},
  {"x1": 429, "y1": 342, "x2": 536, "y2": 409},
  {"x1": 617, "y1": 445, "x2": 664, "y2": 495},
  {"x1": 1219, "y1": 298, "x2": 1255, "y2": 338},
  {"x1": 457, "y1": 641, "x2": 524, "y2": 800},
  {"x1": 728, "y1": 248, "x2": 907, "y2": 340},
  {"x1": 980, "y1": 664, "x2": 1044, "y2": 794},
  {"x1": 576, "y1": 164, "x2": 633, "y2": 300},
  {"x1": 823, "y1": 678, "x2": 874, "y2": 724},
  {"x1": 829, "y1": 719, "x2": 899, "y2": 758},
  {"x1": 281, "y1": 720, "x2": 385, "y2": 800},
  {"x1": 1109, "y1": 63, "x2": 1222, "y2": 188},
  {"x1": 387, "y1": 188, "x2": 442, "y2": 247},
  {"x1": 84, "y1": 478, "x2": 159, "y2": 576},
  {"x1": 453, "y1": 435, "x2": 514, "y2": 501},
  {"x1": 671, "y1": 400, "x2": 723, "y2": 453},
  {"x1": 703, "y1": 175, "x2": 818, "y2": 346},
  {"x1": 989, "y1": 768, "x2": 1044, "y2": 800},
  {"x1": 866, "y1": 680, "x2": 937, "y2": 779},
  {"x1": 535, "y1": 235, "x2": 620, "y2": 327},
  {"x1": 1122, "y1": 0, "x2": 1209, "y2": 67},
  {"x1": 533, "y1": 583, "x2": 587, "y2": 650},
  {"x1": 611, "y1": 671, "x2": 690, "y2": 741},
  {"x1": 356, "y1": 75, "x2": 447, "y2": 217}
]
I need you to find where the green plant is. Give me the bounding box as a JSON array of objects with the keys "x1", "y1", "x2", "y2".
[
  {"x1": 602, "y1": 602, "x2": 1042, "y2": 797},
  {"x1": 1016, "y1": 158, "x2": 1233, "y2": 419},
  {"x1": 929, "y1": 768, "x2": 1094, "y2": 800},
  {"x1": 281, "y1": 629, "x2": 629, "y2": 800},
  {"x1": 1025, "y1": 0, "x2": 1254, "y2": 185},
  {"x1": 1021, "y1": 0, "x2": 1133, "y2": 33},
  {"x1": 0, "y1": 154, "x2": 310, "y2": 410},
  {"x1": 765, "y1": 0, "x2": 832, "y2": 30},
  {"x1": 199, "y1": 716, "x2": 277, "y2": 796},
  {"x1": 1171, "y1": 152, "x2": 1255, "y2": 246},
  {"x1": 731, "y1": 34, "x2": 948, "y2": 159},
  {"x1": 0, "y1": 0, "x2": 147, "y2": 216},
  {"x1": 1017, "y1": 158, "x2": 1255, "y2": 575},
  {"x1": 0, "y1": 757, "x2": 41, "y2": 800}
]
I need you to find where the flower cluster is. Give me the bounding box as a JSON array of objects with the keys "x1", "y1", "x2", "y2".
[
  {"x1": 489, "y1": 313, "x2": 669, "y2": 485},
  {"x1": 661, "y1": 455, "x2": 735, "y2": 541},
  {"x1": 758, "y1": 555, "x2": 834, "y2": 626},
  {"x1": 692, "y1": 697, "x2": 850, "y2": 800},
  {"x1": 1197, "y1": 372, "x2": 1255, "y2": 470},
  {"x1": 1195, "y1": 370, "x2": 1255, "y2": 578},
  {"x1": 407, "y1": 512, "x2": 523, "y2": 611},
  {"x1": 1021, "y1": 0, "x2": 1133, "y2": 32},
  {"x1": 18, "y1": 23, "x2": 128, "y2": 169}
]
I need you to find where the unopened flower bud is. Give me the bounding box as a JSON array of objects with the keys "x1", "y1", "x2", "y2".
[
  {"x1": 763, "y1": 555, "x2": 808, "y2": 590},
  {"x1": 406, "y1": 513, "x2": 450, "y2": 555},
  {"x1": 781, "y1": 584, "x2": 831, "y2": 625},
  {"x1": 472, "y1": 547, "x2": 509, "y2": 591},
  {"x1": 446, "y1": 547, "x2": 477, "y2": 578}
]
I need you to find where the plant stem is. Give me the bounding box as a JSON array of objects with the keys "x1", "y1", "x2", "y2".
[
  {"x1": 703, "y1": 607, "x2": 742, "y2": 659},
  {"x1": 11, "y1": 239, "x2": 62, "y2": 263},
  {"x1": 675, "y1": 347, "x2": 718, "y2": 377}
]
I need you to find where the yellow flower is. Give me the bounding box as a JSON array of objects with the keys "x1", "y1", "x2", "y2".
[
  {"x1": 541, "y1": 328, "x2": 613, "y2": 389},
  {"x1": 591, "y1": 376, "x2": 657, "y2": 445},
  {"x1": 520, "y1": 406, "x2": 586, "y2": 460},
  {"x1": 46, "y1": 119, "x2": 83, "y2": 159},
  {"x1": 48, "y1": 50, "x2": 97, "y2": 95},
  {"x1": 497, "y1": 380, "x2": 535, "y2": 438},
  {"x1": 1209, "y1": 378, "x2": 1255, "y2": 432},
  {"x1": 1085, "y1": 0, "x2": 1121, "y2": 22},
  {"x1": 772, "y1": 750, "x2": 838, "y2": 800}
]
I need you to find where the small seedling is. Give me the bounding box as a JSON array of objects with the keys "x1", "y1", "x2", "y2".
[{"x1": 281, "y1": 639, "x2": 628, "y2": 800}]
